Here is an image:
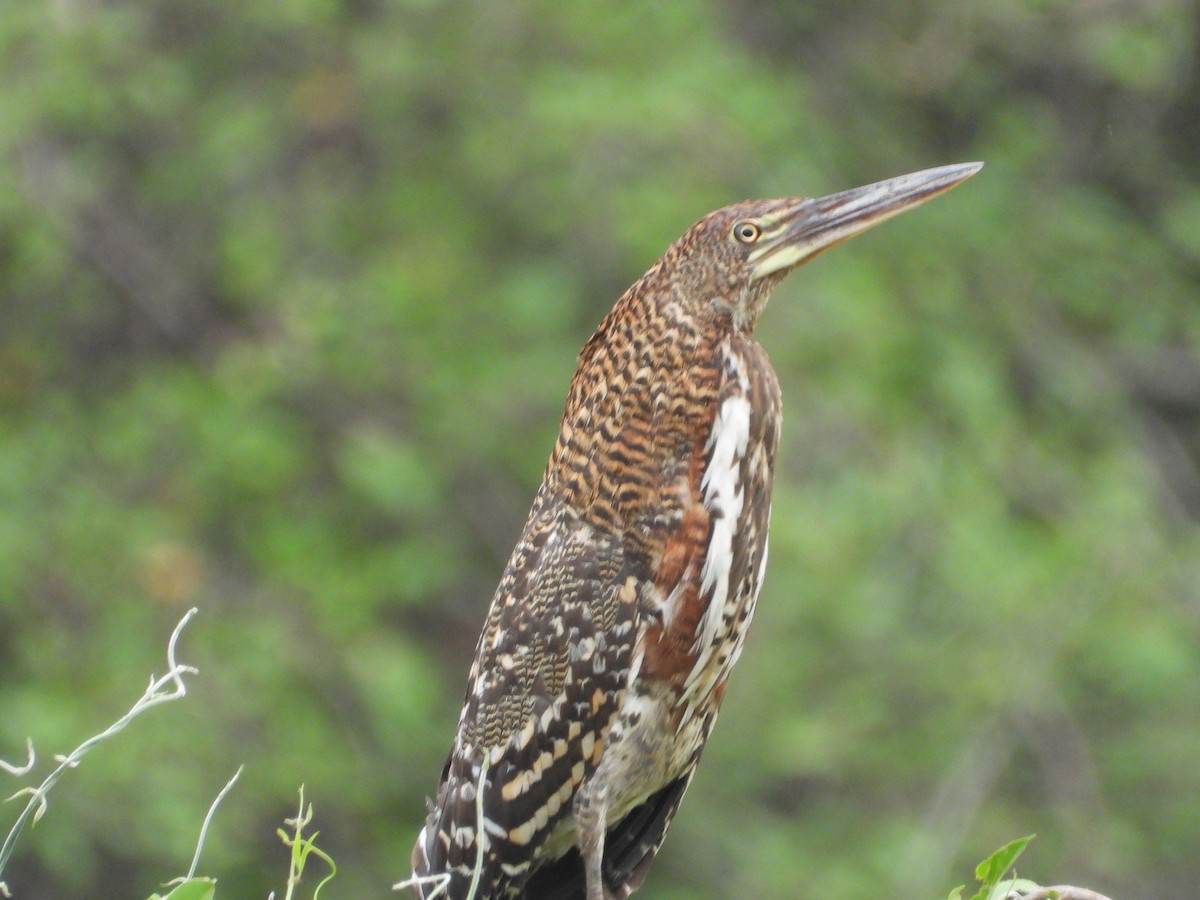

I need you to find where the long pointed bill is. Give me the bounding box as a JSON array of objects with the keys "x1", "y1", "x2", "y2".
[{"x1": 749, "y1": 162, "x2": 983, "y2": 281}]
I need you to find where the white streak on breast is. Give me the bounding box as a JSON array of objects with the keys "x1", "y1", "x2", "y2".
[
  {"x1": 693, "y1": 385, "x2": 751, "y2": 655},
  {"x1": 756, "y1": 527, "x2": 771, "y2": 592}
]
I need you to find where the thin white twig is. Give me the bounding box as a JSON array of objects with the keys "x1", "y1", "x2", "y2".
[
  {"x1": 394, "y1": 868, "x2": 451, "y2": 899},
  {"x1": 0, "y1": 742, "x2": 34, "y2": 778},
  {"x1": 0, "y1": 608, "x2": 200, "y2": 883},
  {"x1": 184, "y1": 765, "x2": 243, "y2": 881}
]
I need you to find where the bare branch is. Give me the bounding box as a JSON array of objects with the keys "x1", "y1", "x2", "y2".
[
  {"x1": 1014, "y1": 886, "x2": 1115, "y2": 900},
  {"x1": 0, "y1": 608, "x2": 200, "y2": 886}
]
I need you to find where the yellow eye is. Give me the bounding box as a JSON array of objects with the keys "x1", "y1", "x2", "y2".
[{"x1": 732, "y1": 221, "x2": 761, "y2": 244}]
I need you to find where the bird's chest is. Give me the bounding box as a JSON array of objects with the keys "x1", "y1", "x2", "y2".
[{"x1": 631, "y1": 339, "x2": 781, "y2": 739}]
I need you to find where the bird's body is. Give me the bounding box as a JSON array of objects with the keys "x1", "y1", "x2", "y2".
[{"x1": 407, "y1": 164, "x2": 981, "y2": 900}]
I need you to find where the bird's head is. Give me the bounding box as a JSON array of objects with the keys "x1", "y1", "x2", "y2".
[{"x1": 664, "y1": 162, "x2": 983, "y2": 332}]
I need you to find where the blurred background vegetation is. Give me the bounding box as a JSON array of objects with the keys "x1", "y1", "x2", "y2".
[{"x1": 1, "y1": 1, "x2": 1198, "y2": 898}]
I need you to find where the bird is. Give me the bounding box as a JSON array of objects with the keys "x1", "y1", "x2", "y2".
[{"x1": 404, "y1": 162, "x2": 983, "y2": 900}]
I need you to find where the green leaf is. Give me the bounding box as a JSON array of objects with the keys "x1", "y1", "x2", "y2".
[
  {"x1": 147, "y1": 877, "x2": 217, "y2": 900},
  {"x1": 946, "y1": 885, "x2": 965, "y2": 900},
  {"x1": 974, "y1": 835, "x2": 1036, "y2": 891}
]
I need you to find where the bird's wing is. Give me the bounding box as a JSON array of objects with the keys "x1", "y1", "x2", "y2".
[{"x1": 415, "y1": 511, "x2": 640, "y2": 896}]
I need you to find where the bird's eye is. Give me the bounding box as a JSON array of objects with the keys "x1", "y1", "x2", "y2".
[{"x1": 732, "y1": 221, "x2": 761, "y2": 244}]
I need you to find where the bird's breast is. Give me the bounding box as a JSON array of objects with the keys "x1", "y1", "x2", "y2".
[
  {"x1": 634, "y1": 335, "x2": 781, "y2": 731},
  {"x1": 547, "y1": 318, "x2": 780, "y2": 736}
]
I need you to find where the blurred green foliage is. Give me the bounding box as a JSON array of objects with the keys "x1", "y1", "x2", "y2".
[{"x1": 1, "y1": 1, "x2": 1198, "y2": 898}]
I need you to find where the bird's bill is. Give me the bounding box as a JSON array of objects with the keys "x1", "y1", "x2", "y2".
[{"x1": 749, "y1": 162, "x2": 984, "y2": 281}]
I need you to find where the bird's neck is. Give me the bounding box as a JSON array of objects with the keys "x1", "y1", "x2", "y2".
[{"x1": 542, "y1": 284, "x2": 730, "y2": 531}]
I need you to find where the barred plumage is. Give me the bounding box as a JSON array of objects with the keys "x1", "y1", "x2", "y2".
[{"x1": 407, "y1": 163, "x2": 982, "y2": 900}]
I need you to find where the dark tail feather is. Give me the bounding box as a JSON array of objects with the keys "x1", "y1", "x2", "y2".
[{"x1": 523, "y1": 776, "x2": 691, "y2": 899}]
